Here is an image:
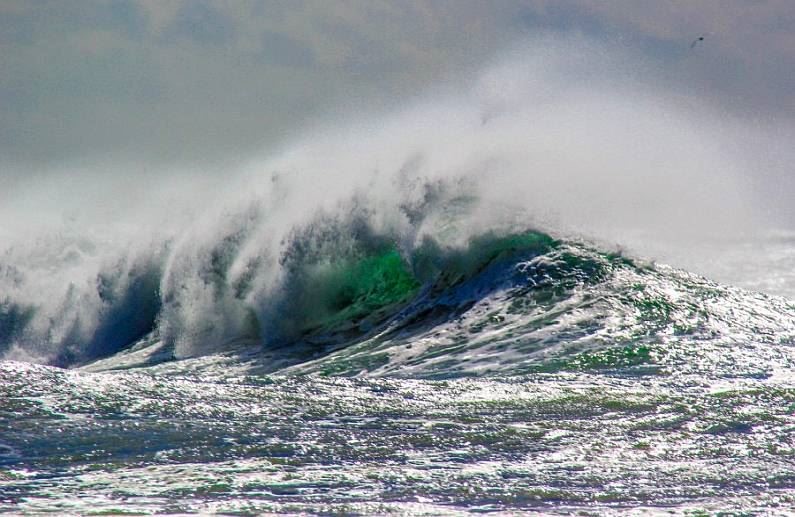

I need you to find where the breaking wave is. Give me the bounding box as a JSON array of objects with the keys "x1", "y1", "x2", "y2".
[{"x1": 1, "y1": 37, "x2": 789, "y2": 373}]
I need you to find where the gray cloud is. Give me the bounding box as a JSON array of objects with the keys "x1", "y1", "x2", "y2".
[
  {"x1": 0, "y1": 0, "x2": 793, "y2": 170},
  {"x1": 163, "y1": 1, "x2": 235, "y2": 46},
  {"x1": 258, "y1": 31, "x2": 315, "y2": 67}
]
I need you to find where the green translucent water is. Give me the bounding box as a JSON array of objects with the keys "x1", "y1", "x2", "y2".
[{"x1": 294, "y1": 247, "x2": 420, "y2": 334}]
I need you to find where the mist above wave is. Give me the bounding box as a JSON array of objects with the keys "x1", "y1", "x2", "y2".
[{"x1": 0, "y1": 36, "x2": 781, "y2": 365}]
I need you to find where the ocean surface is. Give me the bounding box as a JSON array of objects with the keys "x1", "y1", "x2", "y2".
[
  {"x1": 2, "y1": 226, "x2": 794, "y2": 515},
  {"x1": 2, "y1": 43, "x2": 795, "y2": 513}
]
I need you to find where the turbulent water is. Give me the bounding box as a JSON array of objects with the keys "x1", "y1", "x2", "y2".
[
  {"x1": 3, "y1": 41, "x2": 795, "y2": 515},
  {"x1": 2, "y1": 227, "x2": 794, "y2": 515}
]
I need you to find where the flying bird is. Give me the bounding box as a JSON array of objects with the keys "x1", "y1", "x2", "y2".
[{"x1": 690, "y1": 36, "x2": 705, "y2": 49}]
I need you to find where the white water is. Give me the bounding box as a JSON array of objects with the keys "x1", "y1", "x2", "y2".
[{"x1": 1, "y1": 36, "x2": 793, "y2": 364}]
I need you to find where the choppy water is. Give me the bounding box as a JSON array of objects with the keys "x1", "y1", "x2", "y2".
[
  {"x1": 2, "y1": 231, "x2": 794, "y2": 515},
  {"x1": 3, "y1": 40, "x2": 795, "y2": 512}
]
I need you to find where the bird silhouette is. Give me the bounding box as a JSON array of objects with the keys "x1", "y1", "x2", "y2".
[{"x1": 690, "y1": 36, "x2": 705, "y2": 49}]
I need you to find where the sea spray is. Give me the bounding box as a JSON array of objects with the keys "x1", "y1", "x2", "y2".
[{"x1": 0, "y1": 37, "x2": 775, "y2": 364}]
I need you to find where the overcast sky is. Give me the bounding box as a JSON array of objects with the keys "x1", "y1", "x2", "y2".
[{"x1": 2, "y1": 0, "x2": 794, "y2": 170}]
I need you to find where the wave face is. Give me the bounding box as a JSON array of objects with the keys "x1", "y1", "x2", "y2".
[
  {"x1": 3, "y1": 186, "x2": 793, "y2": 375},
  {"x1": 280, "y1": 237, "x2": 795, "y2": 380},
  {"x1": 1, "y1": 167, "x2": 793, "y2": 373},
  {"x1": 27, "y1": 225, "x2": 791, "y2": 383}
]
